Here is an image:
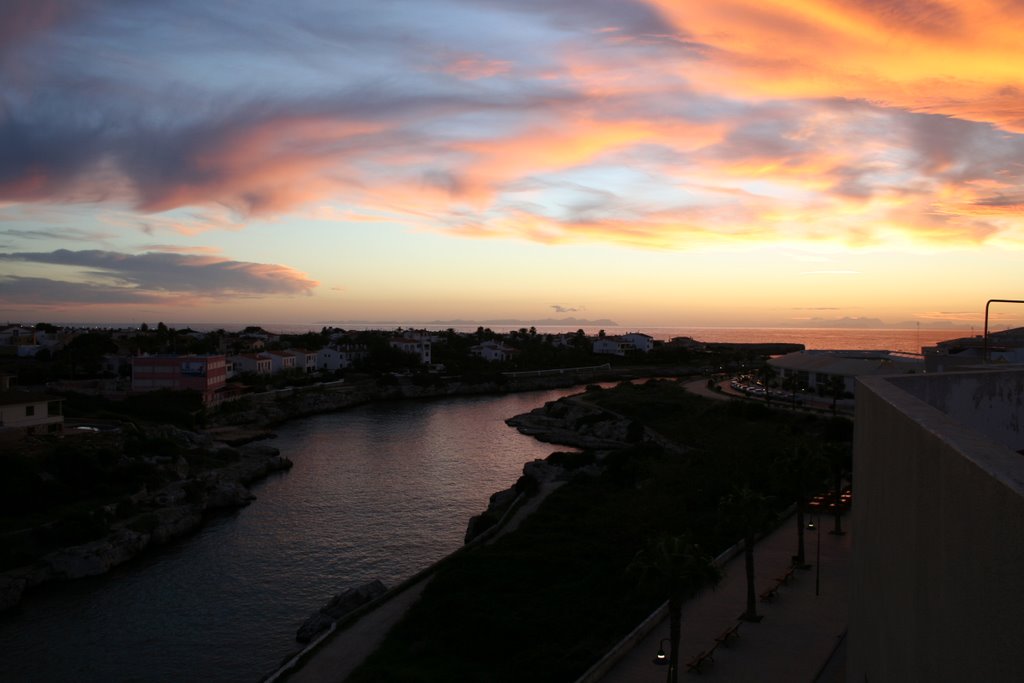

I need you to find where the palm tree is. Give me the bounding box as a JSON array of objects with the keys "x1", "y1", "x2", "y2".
[
  {"x1": 719, "y1": 486, "x2": 776, "y2": 622},
  {"x1": 823, "y1": 442, "x2": 852, "y2": 535},
  {"x1": 629, "y1": 535, "x2": 721, "y2": 683},
  {"x1": 824, "y1": 375, "x2": 846, "y2": 415},
  {"x1": 779, "y1": 445, "x2": 828, "y2": 567},
  {"x1": 760, "y1": 363, "x2": 777, "y2": 406},
  {"x1": 781, "y1": 374, "x2": 801, "y2": 410}
]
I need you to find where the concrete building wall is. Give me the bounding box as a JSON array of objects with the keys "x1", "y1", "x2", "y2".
[
  {"x1": 886, "y1": 371, "x2": 1024, "y2": 453},
  {"x1": 850, "y1": 372, "x2": 1024, "y2": 683}
]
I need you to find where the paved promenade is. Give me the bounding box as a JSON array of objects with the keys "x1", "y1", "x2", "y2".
[{"x1": 593, "y1": 513, "x2": 851, "y2": 683}]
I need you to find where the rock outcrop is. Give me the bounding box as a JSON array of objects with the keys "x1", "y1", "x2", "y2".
[
  {"x1": 0, "y1": 575, "x2": 27, "y2": 612},
  {"x1": 505, "y1": 396, "x2": 644, "y2": 450},
  {"x1": 296, "y1": 580, "x2": 388, "y2": 643},
  {"x1": 0, "y1": 441, "x2": 292, "y2": 611}
]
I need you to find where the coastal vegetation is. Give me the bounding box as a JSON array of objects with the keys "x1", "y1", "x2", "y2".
[{"x1": 340, "y1": 380, "x2": 852, "y2": 682}]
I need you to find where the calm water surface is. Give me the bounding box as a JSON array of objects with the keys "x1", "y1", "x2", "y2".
[{"x1": 0, "y1": 388, "x2": 584, "y2": 683}]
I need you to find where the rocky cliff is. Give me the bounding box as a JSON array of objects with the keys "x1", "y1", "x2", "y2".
[{"x1": 0, "y1": 441, "x2": 291, "y2": 612}]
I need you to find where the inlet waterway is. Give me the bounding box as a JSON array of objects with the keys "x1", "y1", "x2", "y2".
[{"x1": 0, "y1": 387, "x2": 588, "y2": 683}]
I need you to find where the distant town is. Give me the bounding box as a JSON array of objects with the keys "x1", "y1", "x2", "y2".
[
  {"x1": 2, "y1": 321, "x2": 1023, "y2": 438},
  {"x1": 0, "y1": 322, "x2": 709, "y2": 415}
]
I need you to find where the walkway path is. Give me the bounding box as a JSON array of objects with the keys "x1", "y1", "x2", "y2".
[
  {"x1": 285, "y1": 579, "x2": 429, "y2": 683},
  {"x1": 593, "y1": 512, "x2": 851, "y2": 683}
]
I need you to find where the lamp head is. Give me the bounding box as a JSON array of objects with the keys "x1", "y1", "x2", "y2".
[{"x1": 653, "y1": 638, "x2": 670, "y2": 665}]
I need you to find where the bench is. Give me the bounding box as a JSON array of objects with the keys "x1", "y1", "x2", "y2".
[
  {"x1": 714, "y1": 622, "x2": 741, "y2": 647},
  {"x1": 686, "y1": 646, "x2": 716, "y2": 673},
  {"x1": 759, "y1": 586, "x2": 778, "y2": 602}
]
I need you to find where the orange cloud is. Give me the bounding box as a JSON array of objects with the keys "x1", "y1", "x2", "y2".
[
  {"x1": 640, "y1": 0, "x2": 1024, "y2": 131},
  {"x1": 447, "y1": 116, "x2": 728, "y2": 205}
]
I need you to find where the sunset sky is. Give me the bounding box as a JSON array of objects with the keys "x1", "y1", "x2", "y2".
[{"x1": 2, "y1": 0, "x2": 1024, "y2": 329}]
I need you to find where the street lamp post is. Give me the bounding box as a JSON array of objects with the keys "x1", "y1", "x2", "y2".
[
  {"x1": 653, "y1": 637, "x2": 674, "y2": 682},
  {"x1": 807, "y1": 514, "x2": 821, "y2": 596}
]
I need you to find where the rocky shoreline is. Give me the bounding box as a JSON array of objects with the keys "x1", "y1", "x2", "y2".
[
  {"x1": 203, "y1": 368, "x2": 674, "y2": 430},
  {"x1": 504, "y1": 390, "x2": 646, "y2": 450},
  {"x1": 463, "y1": 388, "x2": 650, "y2": 543},
  {"x1": 0, "y1": 438, "x2": 292, "y2": 612}
]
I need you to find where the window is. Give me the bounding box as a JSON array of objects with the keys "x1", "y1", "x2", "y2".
[{"x1": 25, "y1": 405, "x2": 35, "y2": 417}]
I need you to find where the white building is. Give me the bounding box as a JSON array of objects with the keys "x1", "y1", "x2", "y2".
[
  {"x1": 550, "y1": 334, "x2": 578, "y2": 349},
  {"x1": 288, "y1": 348, "x2": 318, "y2": 374},
  {"x1": 402, "y1": 329, "x2": 443, "y2": 343},
  {"x1": 317, "y1": 344, "x2": 369, "y2": 371},
  {"x1": 389, "y1": 338, "x2": 431, "y2": 365},
  {"x1": 471, "y1": 341, "x2": 517, "y2": 362},
  {"x1": 231, "y1": 353, "x2": 272, "y2": 375},
  {"x1": 592, "y1": 338, "x2": 636, "y2": 356},
  {"x1": 620, "y1": 332, "x2": 654, "y2": 352},
  {"x1": 923, "y1": 326, "x2": 1024, "y2": 373},
  {"x1": 0, "y1": 376, "x2": 63, "y2": 437},
  {"x1": 768, "y1": 350, "x2": 923, "y2": 396},
  {"x1": 0, "y1": 326, "x2": 36, "y2": 346},
  {"x1": 264, "y1": 350, "x2": 297, "y2": 374}
]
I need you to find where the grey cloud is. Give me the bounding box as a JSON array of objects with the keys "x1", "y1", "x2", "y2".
[
  {"x1": 0, "y1": 228, "x2": 115, "y2": 242},
  {"x1": 971, "y1": 194, "x2": 1024, "y2": 207},
  {"x1": 0, "y1": 249, "x2": 317, "y2": 297},
  {"x1": 468, "y1": 0, "x2": 690, "y2": 48},
  {"x1": 0, "y1": 276, "x2": 166, "y2": 306},
  {"x1": 0, "y1": 77, "x2": 578, "y2": 214}
]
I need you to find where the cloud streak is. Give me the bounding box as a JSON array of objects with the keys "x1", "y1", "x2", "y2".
[{"x1": 0, "y1": 249, "x2": 318, "y2": 308}]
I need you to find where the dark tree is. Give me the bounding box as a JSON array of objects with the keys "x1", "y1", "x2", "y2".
[
  {"x1": 630, "y1": 535, "x2": 721, "y2": 683},
  {"x1": 779, "y1": 445, "x2": 828, "y2": 567},
  {"x1": 720, "y1": 486, "x2": 775, "y2": 622}
]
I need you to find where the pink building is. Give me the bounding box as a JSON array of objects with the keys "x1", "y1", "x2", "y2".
[{"x1": 131, "y1": 355, "x2": 228, "y2": 405}]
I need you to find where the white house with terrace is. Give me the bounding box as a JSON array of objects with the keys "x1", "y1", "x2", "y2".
[
  {"x1": 0, "y1": 376, "x2": 64, "y2": 438},
  {"x1": 264, "y1": 350, "x2": 297, "y2": 374},
  {"x1": 621, "y1": 332, "x2": 654, "y2": 352},
  {"x1": 288, "y1": 348, "x2": 318, "y2": 374},
  {"x1": 471, "y1": 341, "x2": 517, "y2": 362},
  {"x1": 317, "y1": 344, "x2": 369, "y2": 371},
  {"x1": 592, "y1": 337, "x2": 633, "y2": 356},
  {"x1": 231, "y1": 353, "x2": 272, "y2": 375},
  {"x1": 389, "y1": 338, "x2": 431, "y2": 364}
]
